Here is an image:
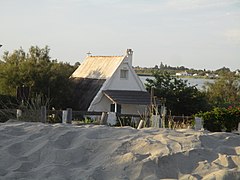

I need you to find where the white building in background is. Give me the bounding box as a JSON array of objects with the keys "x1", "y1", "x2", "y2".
[
  {"x1": 235, "y1": 70, "x2": 240, "y2": 76},
  {"x1": 176, "y1": 71, "x2": 190, "y2": 76},
  {"x1": 70, "y1": 49, "x2": 151, "y2": 114}
]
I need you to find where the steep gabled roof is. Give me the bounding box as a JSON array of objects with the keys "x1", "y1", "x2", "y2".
[
  {"x1": 71, "y1": 78, "x2": 106, "y2": 110},
  {"x1": 71, "y1": 56, "x2": 124, "y2": 79},
  {"x1": 70, "y1": 55, "x2": 125, "y2": 110}
]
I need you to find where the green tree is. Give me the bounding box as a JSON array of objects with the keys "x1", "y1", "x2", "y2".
[
  {"x1": 215, "y1": 67, "x2": 231, "y2": 76},
  {"x1": 48, "y1": 62, "x2": 75, "y2": 108},
  {"x1": 145, "y1": 71, "x2": 210, "y2": 115},
  {"x1": 203, "y1": 72, "x2": 240, "y2": 108},
  {"x1": 0, "y1": 46, "x2": 76, "y2": 109},
  {"x1": 159, "y1": 62, "x2": 164, "y2": 70}
]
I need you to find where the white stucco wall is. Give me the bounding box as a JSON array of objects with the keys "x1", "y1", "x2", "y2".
[
  {"x1": 88, "y1": 95, "x2": 112, "y2": 112},
  {"x1": 105, "y1": 61, "x2": 146, "y2": 91}
]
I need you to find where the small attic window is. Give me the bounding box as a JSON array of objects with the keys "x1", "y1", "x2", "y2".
[{"x1": 120, "y1": 69, "x2": 128, "y2": 79}]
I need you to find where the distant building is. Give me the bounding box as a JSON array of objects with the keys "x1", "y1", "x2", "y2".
[
  {"x1": 70, "y1": 49, "x2": 151, "y2": 114},
  {"x1": 176, "y1": 71, "x2": 190, "y2": 76},
  {"x1": 205, "y1": 73, "x2": 218, "y2": 78},
  {"x1": 235, "y1": 70, "x2": 240, "y2": 76}
]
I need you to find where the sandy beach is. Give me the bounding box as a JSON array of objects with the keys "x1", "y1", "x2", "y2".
[{"x1": 0, "y1": 121, "x2": 239, "y2": 180}]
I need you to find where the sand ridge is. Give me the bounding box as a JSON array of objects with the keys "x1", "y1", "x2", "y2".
[{"x1": 0, "y1": 121, "x2": 239, "y2": 180}]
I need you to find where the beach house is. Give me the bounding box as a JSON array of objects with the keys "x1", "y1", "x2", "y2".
[{"x1": 70, "y1": 49, "x2": 150, "y2": 115}]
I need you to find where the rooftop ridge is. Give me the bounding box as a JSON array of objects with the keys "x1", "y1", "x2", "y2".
[{"x1": 88, "y1": 55, "x2": 124, "y2": 57}]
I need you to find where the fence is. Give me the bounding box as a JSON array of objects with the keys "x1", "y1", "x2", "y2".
[
  {"x1": 1, "y1": 107, "x2": 218, "y2": 131},
  {"x1": 0, "y1": 107, "x2": 192, "y2": 126},
  {"x1": 0, "y1": 107, "x2": 142, "y2": 125},
  {"x1": 0, "y1": 107, "x2": 104, "y2": 124}
]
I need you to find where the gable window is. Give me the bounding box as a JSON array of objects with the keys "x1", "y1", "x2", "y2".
[{"x1": 120, "y1": 69, "x2": 128, "y2": 79}]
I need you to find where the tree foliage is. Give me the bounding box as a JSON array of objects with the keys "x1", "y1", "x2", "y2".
[
  {"x1": 197, "y1": 106, "x2": 240, "y2": 132},
  {"x1": 215, "y1": 67, "x2": 231, "y2": 76},
  {"x1": 145, "y1": 71, "x2": 210, "y2": 115},
  {"x1": 0, "y1": 46, "x2": 76, "y2": 109},
  {"x1": 203, "y1": 72, "x2": 240, "y2": 108}
]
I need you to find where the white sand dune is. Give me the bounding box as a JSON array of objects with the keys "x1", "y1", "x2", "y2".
[{"x1": 0, "y1": 121, "x2": 239, "y2": 180}]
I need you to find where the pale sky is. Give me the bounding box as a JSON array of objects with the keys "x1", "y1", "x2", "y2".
[{"x1": 1, "y1": 0, "x2": 240, "y2": 70}]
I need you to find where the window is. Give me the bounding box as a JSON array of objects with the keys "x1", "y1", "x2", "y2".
[
  {"x1": 110, "y1": 104, "x2": 121, "y2": 113},
  {"x1": 120, "y1": 69, "x2": 128, "y2": 79}
]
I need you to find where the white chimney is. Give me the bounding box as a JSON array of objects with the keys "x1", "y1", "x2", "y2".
[{"x1": 126, "y1": 49, "x2": 133, "y2": 66}]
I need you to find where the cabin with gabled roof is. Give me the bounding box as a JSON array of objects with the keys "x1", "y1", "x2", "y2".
[{"x1": 70, "y1": 49, "x2": 150, "y2": 114}]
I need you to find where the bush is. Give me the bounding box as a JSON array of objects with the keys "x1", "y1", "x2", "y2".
[
  {"x1": 0, "y1": 94, "x2": 18, "y2": 122},
  {"x1": 197, "y1": 106, "x2": 240, "y2": 132},
  {"x1": 0, "y1": 94, "x2": 18, "y2": 109}
]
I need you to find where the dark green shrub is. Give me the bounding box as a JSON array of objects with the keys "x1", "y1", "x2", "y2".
[
  {"x1": 0, "y1": 94, "x2": 18, "y2": 122},
  {"x1": 197, "y1": 107, "x2": 240, "y2": 132},
  {"x1": 0, "y1": 94, "x2": 18, "y2": 109}
]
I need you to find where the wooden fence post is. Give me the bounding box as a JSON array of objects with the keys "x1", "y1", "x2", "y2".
[
  {"x1": 100, "y1": 112, "x2": 108, "y2": 125},
  {"x1": 161, "y1": 106, "x2": 166, "y2": 128},
  {"x1": 67, "y1": 108, "x2": 72, "y2": 124},
  {"x1": 62, "y1": 108, "x2": 72, "y2": 124},
  {"x1": 62, "y1": 110, "x2": 67, "y2": 123},
  {"x1": 194, "y1": 117, "x2": 203, "y2": 130},
  {"x1": 16, "y1": 109, "x2": 22, "y2": 120},
  {"x1": 137, "y1": 120, "x2": 144, "y2": 129},
  {"x1": 238, "y1": 122, "x2": 240, "y2": 133},
  {"x1": 41, "y1": 106, "x2": 47, "y2": 123}
]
